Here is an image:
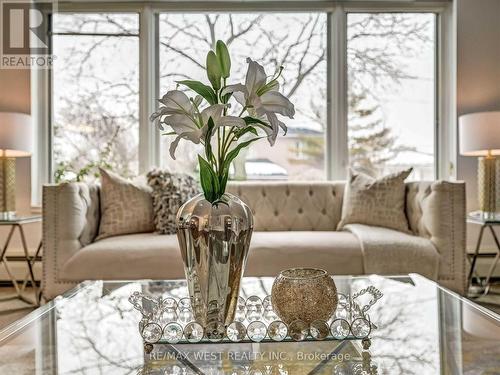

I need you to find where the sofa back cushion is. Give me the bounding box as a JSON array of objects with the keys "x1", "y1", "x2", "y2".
[
  {"x1": 65, "y1": 179, "x2": 450, "y2": 236},
  {"x1": 227, "y1": 181, "x2": 345, "y2": 231}
]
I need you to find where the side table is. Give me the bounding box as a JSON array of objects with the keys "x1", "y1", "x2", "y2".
[
  {"x1": 467, "y1": 211, "x2": 500, "y2": 296},
  {"x1": 0, "y1": 215, "x2": 42, "y2": 305}
]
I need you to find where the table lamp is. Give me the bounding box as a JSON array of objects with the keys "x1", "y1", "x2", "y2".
[
  {"x1": 459, "y1": 111, "x2": 500, "y2": 216},
  {"x1": 0, "y1": 112, "x2": 32, "y2": 220}
]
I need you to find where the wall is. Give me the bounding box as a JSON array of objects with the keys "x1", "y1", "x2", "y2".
[
  {"x1": 0, "y1": 68, "x2": 42, "y2": 281},
  {"x1": 456, "y1": 0, "x2": 500, "y2": 276},
  {"x1": 0, "y1": 69, "x2": 31, "y2": 213},
  {"x1": 457, "y1": 0, "x2": 500, "y2": 212}
]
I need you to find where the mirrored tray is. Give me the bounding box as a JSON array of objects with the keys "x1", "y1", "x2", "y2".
[{"x1": 129, "y1": 285, "x2": 382, "y2": 350}]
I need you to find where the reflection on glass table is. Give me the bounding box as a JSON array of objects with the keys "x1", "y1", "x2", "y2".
[{"x1": 0, "y1": 275, "x2": 498, "y2": 374}]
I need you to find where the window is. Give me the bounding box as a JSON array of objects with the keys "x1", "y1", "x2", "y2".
[
  {"x1": 159, "y1": 13, "x2": 327, "y2": 180},
  {"x1": 52, "y1": 13, "x2": 139, "y2": 182},
  {"x1": 347, "y1": 13, "x2": 436, "y2": 179},
  {"x1": 37, "y1": 3, "x2": 450, "y2": 197}
]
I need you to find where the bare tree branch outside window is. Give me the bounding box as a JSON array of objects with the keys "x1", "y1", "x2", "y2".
[{"x1": 52, "y1": 11, "x2": 435, "y2": 182}]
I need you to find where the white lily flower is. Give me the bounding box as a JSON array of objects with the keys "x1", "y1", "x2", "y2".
[
  {"x1": 169, "y1": 132, "x2": 202, "y2": 160},
  {"x1": 221, "y1": 59, "x2": 262, "y2": 107},
  {"x1": 162, "y1": 114, "x2": 204, "y2": 160},
  {"x1": 151, "y1": 90, "x2": 205, "y2": 159},
  {"x1": 222, "y1": 59, "x2": 295, "y2": 118},
  {"x1": 158, "y1": 90, "x2": 194, "y2": 115},
  {"x1": 150, "y1": 90, "x2": 196, "y2": 130},
  {"x1": 152, "y1": 40, "x2": 298, "y2": 203},
  {"x1": 264, "y1": 112, "x2": 287, "y2": 146},
  {"x1": 221, "y1": 58, "x2": 294, "y2": 144},
  {"x1": 258, "y1": 91, "x2": 295, "y2": 118},
  {"x1": 245, "y1": 58, "x2": 267, "y2": 96},
  {"x1": 201, "y1": 104, "x2": 224, "y2": 125},
  {"x1": 201, "y1": 104, "x2": 246, "y2": 130}
]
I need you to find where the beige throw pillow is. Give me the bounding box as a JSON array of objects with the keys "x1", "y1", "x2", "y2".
[
  {"x1": 96, "y1": 168, "x2": 154, "y2": 240},
  {"x1": 337, "y1": 168, "x2": 412, "y2": 233}
]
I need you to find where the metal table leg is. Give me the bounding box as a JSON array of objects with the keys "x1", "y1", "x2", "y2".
[
  {"x1": 468, "y1": 224, "x2": 485, "y2": 288},
  {"x1": 33, "y1": 241, "x2": 43, "y2": 305},
  {"x1": 0, "y1": 224, "x2": 40, "y2": 306},
  {"x1": 483, "y1": 225, "x2": 500, "y2": 294},
  {"x1": 18, "y1": 224, "x2": 39, "y2": 292},
  {"x1": 0, "y1": 225, "x2": 23, "y2": 298}
]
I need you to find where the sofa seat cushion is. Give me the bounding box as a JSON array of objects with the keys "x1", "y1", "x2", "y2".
[
  {"x1": 61, "y1": 233, "x2": 186, "y2": 281},
  {"x1": 246, "y1": 231, "x2": 364, "y2": 276},
  {"x1": 344, "y1": 224, "x2": 440, "y2": 281},
  {"x1": 61, "y1": 231, "x2": 365, "y2": 281}
]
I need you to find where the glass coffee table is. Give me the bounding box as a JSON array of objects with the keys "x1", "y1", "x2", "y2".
[{"x1": 0, "y1": 274, "x2": 498, "y2": 374}]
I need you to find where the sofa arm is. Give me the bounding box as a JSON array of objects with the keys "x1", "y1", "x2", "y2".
[
  {"x1": 42, "y1": 183, "x2": 100, "y2": 300},
  {"x1": 406, "y1": 181, "x2": 466, "y2": 294}
]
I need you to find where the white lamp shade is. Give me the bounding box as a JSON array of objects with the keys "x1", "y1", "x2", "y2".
[
  {"x1": 0, "y1": 112, "x2": 32, "y2": 157},
  {"x1": 459, "y1": 111, "x2": 500, "y2": 156}
]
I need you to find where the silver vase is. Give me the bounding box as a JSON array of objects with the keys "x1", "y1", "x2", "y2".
[{"x1": 176, "y1": 192, "x2": 253, "y2": 328}]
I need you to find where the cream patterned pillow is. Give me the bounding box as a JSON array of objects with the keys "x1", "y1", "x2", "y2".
[
  {"x1": 337, "y1": 168, "x2": 412, "y2": 233},
  {"x1": 96, "y1": 168, "x2": 154, "y2": 240}
]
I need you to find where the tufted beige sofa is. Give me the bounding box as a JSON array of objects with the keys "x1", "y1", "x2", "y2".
[{"x1": 42, "y1": 180, "x2": 466, "y2": 300}]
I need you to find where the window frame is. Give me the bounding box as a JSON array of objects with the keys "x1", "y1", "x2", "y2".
[
  {"x1": 31, "y1": 0, "x2": 455, "y2": 205},
  {"x1": 49, "y1": 11, "x2": 142, "y2": 181}
]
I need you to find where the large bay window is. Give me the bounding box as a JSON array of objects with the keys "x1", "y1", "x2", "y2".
[
  {"x1": 51, "y1": 13, "x2": 140, "y2": 182},
  {"x1": 159, "y1": 13, "x2": 327, "y2": 180},
  {"x1": 33, "y1": 1, "x2": 454, "y2": 201},
  {"x1": 347, "y1": 13, "x2": 437, "y2": 180}
]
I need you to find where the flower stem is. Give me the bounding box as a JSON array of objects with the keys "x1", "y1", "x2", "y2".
[
  {"x1": 223, "y1": 131, "x2": 237, "y2": 155},
  {"x1": 237, "y1": 106, "x2": 247, "y2": 117}
]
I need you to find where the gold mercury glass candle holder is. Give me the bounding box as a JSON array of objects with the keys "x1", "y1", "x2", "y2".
[{"x1": 271, "y1": 268, "x2": 338, "y2": 325}]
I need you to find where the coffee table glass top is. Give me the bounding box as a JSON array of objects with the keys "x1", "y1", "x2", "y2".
[{"x1": 0, "y1": 274, "x2": 498, "y2": 374}]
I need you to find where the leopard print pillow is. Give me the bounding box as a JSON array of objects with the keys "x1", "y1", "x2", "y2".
[{"x1": 146, "y1": 169, "x2": 200, "y2": 234}]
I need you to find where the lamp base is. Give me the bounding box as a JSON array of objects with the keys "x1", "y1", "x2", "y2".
[
  {"x1": 478, "y1": 156, "x2": 499, "y2": 214},
  {"x1": 0, "y1": 157, "x2": 16, "y2": 215}
]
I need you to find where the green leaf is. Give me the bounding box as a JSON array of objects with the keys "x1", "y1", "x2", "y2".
[
  {"x1": 206, "y1": 51, "x2": 221, "y2": 91},
  {"x1": 225, "y1": 138, "x2": 263, "y2": 169},
  {"x1": 243, "y1": 116, "x2": 271, "y2": 128},
  {"x1": 204, "y1": 117, "x2": 216, "y2": 163},
  {"x1": 219, "y1": 137, "x2": 264, "y2": 192},
  {"x1": 177, "y1": 80, "x2": 217, "y2": 105},
  {"x1": 216, "y1": 40, "x2": 231, "y2": 78},
  {"x1": 235, "y1": 126, "x2": 258, "y2": 139},
  {"x1": 221, "y1": 92, "x2": 232, "y2": 104},
  {"x1": 198, "y1": 155, "x2": 220, "y2": 203},
  {"x1": 220, "y1": 171, "x2": 229, "y2": 195}
]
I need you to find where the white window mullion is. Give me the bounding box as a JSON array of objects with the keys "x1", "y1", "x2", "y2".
[
  {"x1": 139, "y1": 6, "x2": 160, "y2": 173},
  {"x1": 31, "y1": 65, "x2": 51, "y2": 205},
  {"x1": 327, "y1": 6, "x2": 348, "y2": 181},
  {"x1": 31, "y1": 11, "x2": 52, "y2": 206},
  {"x1": 437, "y1": 5, "x2": 457, "y2": 180}
]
